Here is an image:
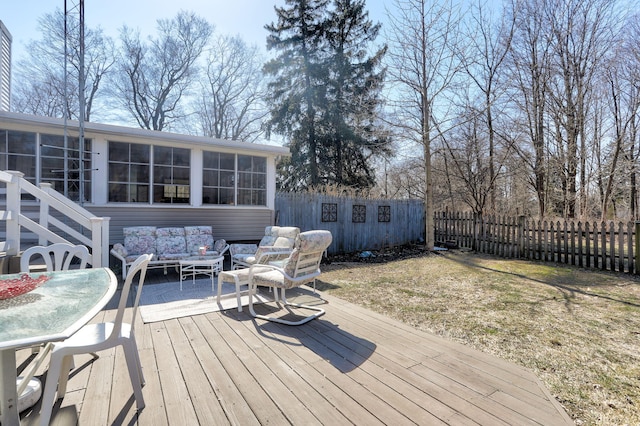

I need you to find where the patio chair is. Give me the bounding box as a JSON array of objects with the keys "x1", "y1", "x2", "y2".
[
  {"x1": 20, "y1": 242, "x2": 90, "y2": 272},
  {"x1": 230, "y1": 226, "x2": 299, "y2": 270},
  {"x1": 16, "y1": 243, "x2": 91, "y2": 407},
  {"x1": 39, "y1": 253, "x2": 153, "y2": 426},
  {"x1": 247, "y1": 230, "x2": 332, "y2": 325}
]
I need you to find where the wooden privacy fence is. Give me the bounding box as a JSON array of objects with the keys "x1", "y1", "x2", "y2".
[
  {"x1": 275, "y1": 193, "x2": 425, "y2": 254},
  {"x1": 435, "y1": 211, "x2": 640, "y2": 274}
]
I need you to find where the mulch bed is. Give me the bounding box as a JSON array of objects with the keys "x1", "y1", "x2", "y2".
[{"x1": 325, "y1": 243, "x2": 433, "y2": 264}]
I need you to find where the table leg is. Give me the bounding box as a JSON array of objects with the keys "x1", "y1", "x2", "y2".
[
  {"x1": 179, "y1": 263, "x2": 184, "y2": 291},
  {"x1": 210, "y1": 264, "x2": 215, "y2": 291},
  {"x1": 0, "y1": 348, "x2": 20, "y2": 426}
]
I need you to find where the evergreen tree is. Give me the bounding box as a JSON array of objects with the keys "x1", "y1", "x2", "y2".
[
  {"x1": 264, "y1": 0, "x2": 389, "y2": 190},
  {"x1": 265, "y1": 0, "x2": 329, "y2": 189},
  {"x1": 323, "y1": 0, "x2": 389, "y2": 188}
]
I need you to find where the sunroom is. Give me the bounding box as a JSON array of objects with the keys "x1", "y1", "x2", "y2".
[{"x1": 0, "y1": 111, "x2": 289, "y2": 246}]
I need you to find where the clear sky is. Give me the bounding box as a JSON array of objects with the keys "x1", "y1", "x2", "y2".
[{"x1": 2, "y1": 0, "x2": 388, "y2": 62}]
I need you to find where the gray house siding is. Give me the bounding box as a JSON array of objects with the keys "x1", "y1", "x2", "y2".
[{"x1": 86, "y1": 206, "x2": 274, "y2": 244}]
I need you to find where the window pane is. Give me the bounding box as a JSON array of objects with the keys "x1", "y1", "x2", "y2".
[
  {"x1": 131, "y1": 164, "x2": 149, "y2": 183},
  {"x1": 153, "y1": 185, "x2": 166, "y2": 203},
  {"x1": 219, "y1": 188, "x2": 234, "y2": 205},
  {"x1": 109, "y1": 141, "x2": 129, "y2": 162},
  {"x1": 154, "y1": 146, "x2": 172, "y2": 165},
  {"x1": 237, "y1": 189, "x2": 252, "y2": 205},
  {"x1": 109, "y1": 183, "x2": 127, "y2": 202},
  {"x1": 238, "y1": 172, "x2": 251, "y2": 188},
  {"x1": 202, "y1": 187, "x2": 218, "y2": 204},
  {"x1": 109, "y1": 163, "x2": 129, "y2": 182},
  {"x1": 253, "y1": 157, "x2": 266, "y2": 173},
  {"x1": 154, "y1": 165, "x2": 171, "y2": 184},
  {"x1": 8, "y1": 155, "x2": 35, "y2": 178},
  {"x1": 130, "y1": 144, "x2": 149, "y2": 162},
  {"x1": 173, "y1": 167, "x2": 190, "y2": 181},
  {"x1": 203, "y1": 151, "x2": 219, "y2": 168},
  {"x1": 133, "y1": 184, "x2": 149, "y2": 202},
  {"x1": 219, "y1": 153, "x2": 235, "y2": 170},
  {"x1": 41, "y1": 158, "x2": 65, "y2": 179},
  {"x1": 8, "y1": 131, "x2": 36, "y2": 154},
  {"x1": 237, "y1": 155, "x2": 252, "y2": 172},
  {"x1": 254, "y1": 190, "x2": 266, "y2": 206},
  {"x1": 254, "y1": 174, "x2": 266, "y2": 189},
  {"x1": 220, "y1": 171, "x2": 234, "y2": 187},
  {"x1": 203, "y1": 169, "x2": 218, "y2": 186},
  {"x1": 173, "y1": 148, "x2": 190, "y2": 166}
]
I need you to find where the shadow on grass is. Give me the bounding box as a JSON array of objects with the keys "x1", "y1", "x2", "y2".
[{"x1": 444, "y1": 252, "x2": 640, "y2": 309}]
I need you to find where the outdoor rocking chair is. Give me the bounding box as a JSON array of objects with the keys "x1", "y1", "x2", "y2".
[{"x1": 247, "y1": 230, "x2": 332, "y2": 325}]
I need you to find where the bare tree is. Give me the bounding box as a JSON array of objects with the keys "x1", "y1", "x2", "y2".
[
  {"x1": 112, "y1": 11, "x2": 212, "y2": 131},
  {"x1": 459, "y1": 0, "x2": 515, "y2": 214},
  {"x1": 596, "y1": 12, "x2": 640, "y2": 220},
  {"x1": 12, "y1": 8, "x2": 115, "y2": 121},
  {"x1": 624, "y1": 14, "x2": 640, "y2": 219},
  {"x1": 545, "y1": 0, "x2": 619, "y2": 218},
  {"x1": 503, "y1": 0, "x2": 553, "y2": 218},
  {"x1": 193, "y1": 35, "x2": 267, "y2": 142},
  {"x1": 385, "y1": 0, "x2": 463, "y2": 249}
]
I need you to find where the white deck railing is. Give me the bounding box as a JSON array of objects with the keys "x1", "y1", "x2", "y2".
[{"x1": 0, "y1": 170, "x2": 110, "y2": 267}]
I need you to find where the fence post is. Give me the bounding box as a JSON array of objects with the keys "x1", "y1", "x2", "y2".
[
  {"x1": 635, "y1": 222, "x2": 640, "y2": 274},
  {"x1": 518, "y1": 215, "x2": 525, "y2": 258}
]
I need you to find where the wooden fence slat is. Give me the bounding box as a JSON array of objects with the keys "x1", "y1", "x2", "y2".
[
  {"x1": 577, "y1": 222, "x2": 583, "y2": 267},
  {"x1": 584, "y1": 222, "x2": 591, "y2": 268},
  {"x1": 549, "y1": 221, "x2": 556, "y2": 262},
  {"x1": 429, "y1": 211, "x2": 638, "y2": 275},
  {"x1": 618, "y1": 222, "x2": 625, "y2": 273}
]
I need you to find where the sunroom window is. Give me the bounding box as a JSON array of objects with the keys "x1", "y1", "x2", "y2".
[
  {"x1": 202, "y1": 151, "x2": 235, "y2": 205},
  {"x1": 202, "y1": 152, "x2": 266, "y2": 206},
  {"x1": 0, "y1": 130, "x2": 91, "y2": 203},
  {"x1": 237, "y1": 155, "x2": 266, "y2": 206},
  {"x1": 108, "y1": 142, "x2": 150, "y2": 203},
  {"x1": 153, "y1": 146, "x2": 190, "y2": 204},
  {"x1": 40, "y1": 134, "x2": 92, "y2": 203}
]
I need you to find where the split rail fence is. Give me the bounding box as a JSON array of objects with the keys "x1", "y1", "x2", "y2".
[{"x1": 435, "y1": 211, "x2": 640, "y2": 274}]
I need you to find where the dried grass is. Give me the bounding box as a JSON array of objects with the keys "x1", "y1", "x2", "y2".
[{"x1": 318, "y1": 251, "x2": 640, "y2": 425}]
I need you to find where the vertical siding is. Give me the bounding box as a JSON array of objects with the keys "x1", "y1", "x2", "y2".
[{"x1": 275, "y1": 193, "x2": 424, "y2": 254}]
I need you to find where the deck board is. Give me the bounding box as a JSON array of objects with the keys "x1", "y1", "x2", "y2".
[{"x1": 17, "y1": 274, "x2": 573, "y2": 425}]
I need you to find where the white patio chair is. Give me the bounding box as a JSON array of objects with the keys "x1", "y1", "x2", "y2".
[
  {"x1": 247, "y1": 230, "x2": 332, "y2": 325},
  {"x1": 20, "y1": 242, "x2": 90, "y2": 273},
  {"x1": 39, "y1": 253, "x2": 152, "y2": 426},
  {"x1": 16, "y1": 243, "x2": 91, "y2": 403}
]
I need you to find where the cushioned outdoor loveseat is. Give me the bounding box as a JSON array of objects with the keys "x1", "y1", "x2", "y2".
[{"x1": 110, "y1": 225, "x2": 228, "y2": 279}]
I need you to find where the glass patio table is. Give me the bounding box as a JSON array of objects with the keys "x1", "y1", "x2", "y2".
[{"x1": 0, "y1": 267, "x2": 117, "y2": 426}]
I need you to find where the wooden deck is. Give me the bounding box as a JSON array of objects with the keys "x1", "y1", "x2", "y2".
[{"x1": 17, "y1": 270, "x2": 573, "y2": 426}]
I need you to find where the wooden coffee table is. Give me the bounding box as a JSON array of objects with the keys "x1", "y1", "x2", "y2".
[{"x1": 179, "y1": 256, "x2": 224, "y2": 291}]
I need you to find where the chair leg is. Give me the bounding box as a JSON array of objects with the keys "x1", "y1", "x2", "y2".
[
  {"x1": 56, "y1": 355, "x2": 74, "y2": 398},
  {"x1": 39, "y1": 351, "x2": 65, "y2": 426},
  {"x1": 131, "y1": 335, "x2": 145, "y2": 387},
  {"x1": 122, "y1": 340, "x2": 145, "y2": 410},
  {"x1": 249, "y1": 285, "x2": 325, "y2": 326}
]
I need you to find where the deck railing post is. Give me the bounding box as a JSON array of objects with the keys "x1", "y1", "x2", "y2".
[
  {"x1": 39, "y1": 182, "x2": 53, "y2": 246},
  {"x1": 5, "y1": 171, "x2": 23, "y2": 256}
]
